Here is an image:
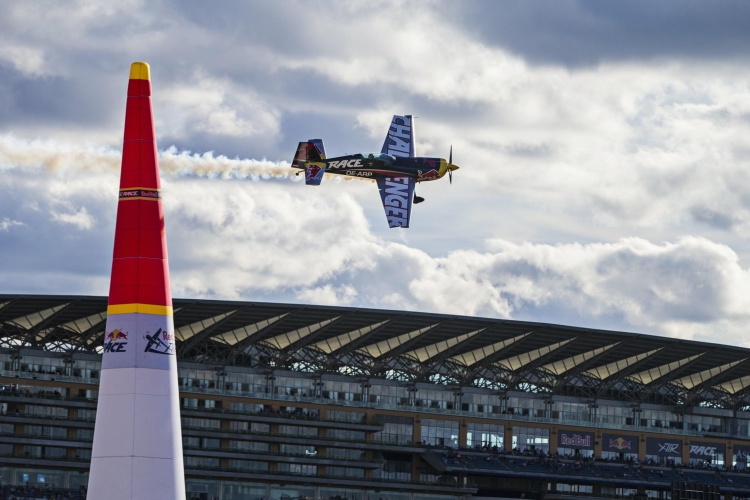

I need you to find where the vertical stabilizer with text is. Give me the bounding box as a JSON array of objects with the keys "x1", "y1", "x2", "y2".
[{"x1": 88, "y1": 62, "x2": 186, "y2": 500}]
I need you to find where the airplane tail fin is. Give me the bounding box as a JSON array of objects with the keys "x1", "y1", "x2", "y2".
[
  {"x1": 293, "y1": 139, "x2": 326, "y2": 167},
  {"x1": 293, "y1": 139, "x2": 327, "y2": 185}
]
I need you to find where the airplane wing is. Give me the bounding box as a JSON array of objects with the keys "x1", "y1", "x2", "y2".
[
  {"x1": 380, "y1": 115, "x2": 415, "y2": 158},
  {"x1": 376, "y1": 176, "x2": 415, "y2": 228}
]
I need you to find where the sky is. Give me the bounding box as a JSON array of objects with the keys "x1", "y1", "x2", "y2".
[{"x1": 2, "y1": 0, "x2": 750, "y2": 346}]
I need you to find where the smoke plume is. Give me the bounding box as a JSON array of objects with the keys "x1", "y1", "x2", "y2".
[{"x1": 0, "y1": 135, "x2": 295, "y2": 180}]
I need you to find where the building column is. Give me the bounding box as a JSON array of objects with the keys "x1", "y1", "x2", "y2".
[
  {"x1": 412, "y1": 454, "x2": 420, "y2": 483},
  {"x1": 505, "y1": 425, "x2": 514, "y2": 452},
  {"x1": 413, "y1": 417, "x2": 422, "y2": 445},
  {"x1": 549, "y1": 427, "x2": 558, "y2": 455},
  {"x1": 459, "y1": 420, "x2": 467, "y2": 449},
  {"x1": 13, "y1": 420, "x2": 23, "y2": 455},
  {"x1": 682, "y1": 438, "x2": 690, "y2": 465}
]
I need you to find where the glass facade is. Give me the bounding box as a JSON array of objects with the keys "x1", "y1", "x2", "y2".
[
  {"x1": 466, "y1": 422, "x2": 503, "y2": 449},
  {"x1": 6, "y1": 340, "x2": 750, "y2": 500},
  {"x1": 512, "y1": 426, "x2": 550, "y2": 453},
  {"x1": 374, "y1": 414, "x2": 413, "y2": 444},
  {"x1": 421, "y1": 419, "x2": 459, "y2": 447}
]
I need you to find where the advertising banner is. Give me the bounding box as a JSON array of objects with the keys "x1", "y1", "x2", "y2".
[
  {"x1": 558, "y1": 430, "x2": 595, "y2": 450},
  {"x1": 688, "y1": 441, "x2": 725, "y2": 460},
  {"x1": 602, "y1": 433, "x2": 638, "y2": 453},
  {"x1": 734, "y1": 444, "x2": 750, "y2": 462},
  {"x1": 646, "y1": 437, "x2": 682, "y2": 457}
]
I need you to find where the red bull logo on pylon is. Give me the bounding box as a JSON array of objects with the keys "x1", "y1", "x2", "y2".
[{"x1": 106, "y1": 329, "x2": 128, "y2": 341}]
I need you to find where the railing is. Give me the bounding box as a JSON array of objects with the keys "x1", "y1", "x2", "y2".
[
  {"x1": 182, "y1": 464, "x2": 474, "y2": 490},
  {"x1": 180, "y1": 425, "x2": 425, "y2": 449},
  {"x1": 0, "y1": 431, "x2": 92, "y2": 443},
  {"x1": 184, "y1": 406, "x2": 381, "y2": 427},
  {"x1": 182, "y1": 445, "x2": 384, "y2": 464},
  {"x1": 0, "y1": 368, "x2": 743, "y2": 440},
  {"x1": 0, "y1": 411, "x2": 95, "y2": 423}
]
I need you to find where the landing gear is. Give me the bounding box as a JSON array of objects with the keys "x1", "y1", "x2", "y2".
[{"x1": 413, "y1": 194, "x2": 425, "y2": 204}]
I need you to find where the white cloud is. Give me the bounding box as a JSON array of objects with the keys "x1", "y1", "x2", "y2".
[
  {"x1": 51, "y1": 206, "x2": 95, "y2": 230},
  {"x1": 0, "y1": 217, "x2": 24, "y2": 232},
  {"x1": 4, "y1": 0, "x2": 750, "y2": 350},
  {"x1": 0, "y1": 45, "x2": 49, "y2": 77},
  {"x1": 156, "y1": 74, "x2": 280, "y2": 140}
]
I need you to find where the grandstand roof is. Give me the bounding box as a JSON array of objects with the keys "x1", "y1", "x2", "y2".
[{"x1": 2, "y1": 294, "x2": 750, "y2": 410}]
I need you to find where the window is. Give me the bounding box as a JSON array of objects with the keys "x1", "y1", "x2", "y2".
[
  {"x1": 421, "y1": 419, "x2": 459, "y2": 447},
  {"x1": 229, "y1": 421, "x2": 270, "y2": 433},
  {"x1": 24, "y1": 405, "x2": 68, "y2": 418},
  {"x1": 228, "y1": 460, "x2": 269, "y2": 471},
  {"x1": 184, "y1": 457, "x2": 220, "y2": 468},
  {"x1": 77, "y1": 429, "x2": 94, "y2": 440},
  {"x1": 278, "y1": 425, "x2": 317, "y2": 437},
  {"x1": 78, "y1": 409, "x2": 96, "y2": 420},
  {"x1": 280, "y1": 444, "x2": 316, "y2": 456},
  {"x1": 184, "y1": 438, "x2": 219, "y2": 449},
  {"x1": 277, "y1": 463, "x2": 316, "y2": 475},
  {"x1": 327, "y1": 467, "x2": 364, "y2": 478},
  {"x1": 230, "y1": 441, "x2": 269, "y2": 453},
  {"x1": 229, "y1": 402, "x2": 263, "y2": 413},
  {"x1": 181, "y1": 417, "x2": 220, "y2": 429},
  {"x1": 374, "y1": 415, "x2": 413, "y2": 444},
  {"x1": 328, "y1": 411, "x2": 366, "y2": 423},
  {"x1": 328, "y1": 429, "x2": 366, "y2": 441},
  {"x1": 327, "y1": 448, "x2": 364, "y2": 460},
  {"x1": 467, "y1": 422, "x2": 504, "y2": 449},
  {"x1": 512, "y1": 426, "x2": 549, "y2": 453}
]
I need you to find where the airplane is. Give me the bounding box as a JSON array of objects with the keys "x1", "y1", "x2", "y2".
[{"x1": 291, "y1": 115, "x2": 459, "y2": 228}]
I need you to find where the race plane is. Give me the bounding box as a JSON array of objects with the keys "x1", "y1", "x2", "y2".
[{"x1": 291, "y1": 115, "x2": 459, "y2": 228}]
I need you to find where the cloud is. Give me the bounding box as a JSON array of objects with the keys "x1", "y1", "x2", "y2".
[
  {"x1": 0, "y1": 45, "x2": 49, "y2": 77},
  {"x1": 3, "y1": 147, "x2": 750, "y2": 347},
  {"x1": 50, "y1": 206, "x2": 95, "y2": 230},
  {"x1": 450, "y1": 0, "x2": 750, "y2": 67},
  {"x1": 3, "y1": 0, "x2": 750, "y2": 349},
  {"x1": 156, "y1": 73, "x2": 281, "y2": 140},
  {"x1": 0, "y1": 218, "x2": 23, "y2": 232}
]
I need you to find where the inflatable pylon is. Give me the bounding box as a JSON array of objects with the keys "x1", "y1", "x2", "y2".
[{"x1": 88, "y1": 62, "x2": 186, "y2": 500}]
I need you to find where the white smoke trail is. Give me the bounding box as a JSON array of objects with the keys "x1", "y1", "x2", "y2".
[
  {"x1": 0, "y1": 135, "x2": 373, "y2": 183},
  {"x1": 0, "y1": 135, "x2": 295, "y2": 180}
]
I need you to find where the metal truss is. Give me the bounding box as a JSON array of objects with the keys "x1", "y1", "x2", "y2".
[{"x1": 3, "y1": 294, "x2": 750, "y2": 410}]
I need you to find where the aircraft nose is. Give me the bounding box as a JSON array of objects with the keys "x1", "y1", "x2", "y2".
[{"x1": 448, "y1": 164, "x2": 459, "y2": 171}]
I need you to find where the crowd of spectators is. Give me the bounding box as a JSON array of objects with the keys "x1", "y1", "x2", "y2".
[
  {"x1": 0, "y1": 483, "x2": 85, "y2": 500},
  {"x1": 439, "y1": 444, "x2": 750, "y2": 488},
  {"x1": 0, "y1": 385, "x2": 63, "y2": 399}
]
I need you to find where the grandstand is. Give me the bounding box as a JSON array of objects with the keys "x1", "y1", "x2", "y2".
[{"x1": 4, "y1": 294, "x2": 750, "y2": 499}]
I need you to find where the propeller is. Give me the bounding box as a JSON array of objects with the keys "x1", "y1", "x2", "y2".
[
  {"x1": 446, "y1": 145, "x2": 460, "y2": 184},
  {"x1": 449, "y1": 146, "x2": 453, "y2": 184}
]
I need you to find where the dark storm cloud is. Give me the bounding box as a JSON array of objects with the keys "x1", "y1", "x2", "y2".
[
  {"x1": 0, "y1": 66, "x2": 123, "y2": 130},
  {"x1": 451, "y1": 0, "x2": 750, "y2": 67}
]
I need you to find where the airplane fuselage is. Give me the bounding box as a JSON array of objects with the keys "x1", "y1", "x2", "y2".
[{"x1": 311, "y1": 153, "x2": 449, "y2": 182}]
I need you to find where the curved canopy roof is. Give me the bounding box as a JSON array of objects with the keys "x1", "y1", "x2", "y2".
[{"x1": 2, "y1": 294, "x2": 750, "y2": 410}]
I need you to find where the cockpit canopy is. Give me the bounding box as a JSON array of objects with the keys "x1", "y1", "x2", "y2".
[{"x1": 361, "y1": 152, "x2": 396, "y2": 162}]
